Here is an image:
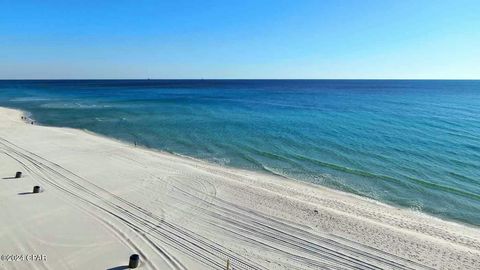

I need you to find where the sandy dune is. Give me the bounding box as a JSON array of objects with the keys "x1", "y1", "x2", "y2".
[{"x1": 0, "y1": 107, "x2": 479, "y2": 270}]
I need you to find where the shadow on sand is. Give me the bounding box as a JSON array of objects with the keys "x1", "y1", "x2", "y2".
[
  {"x1": 106, "y1": 266, "x2": 128, "y2": 270},
  {"x1": 17, "y1": 192, "x2": 35, "y2": 195}
]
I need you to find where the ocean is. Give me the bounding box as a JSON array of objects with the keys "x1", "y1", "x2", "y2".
[{"x1": 0, "y1": 80, "x2": 479, "y2": 226}]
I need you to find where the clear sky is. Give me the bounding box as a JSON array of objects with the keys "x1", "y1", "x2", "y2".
[{"x1": 1, "y1": 0, "x2": 479, "y2": 79}]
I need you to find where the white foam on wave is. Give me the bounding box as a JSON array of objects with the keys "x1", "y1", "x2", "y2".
[
  {"x1": 40, "y1": 102, "x2": 111, "y2": 109},
  {"x1": 10, "y1": 97, "x2": 53, "y2": 102}
]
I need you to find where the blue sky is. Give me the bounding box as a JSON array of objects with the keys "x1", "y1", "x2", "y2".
[{"x1": 1, "y1": 0, "x2": 479, "y2": 79}]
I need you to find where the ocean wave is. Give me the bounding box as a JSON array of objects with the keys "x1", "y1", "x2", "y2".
[
  {"x1": 10, "y1": 97, "x2": 53, "y2": 102},
  {"x1": 290, "y1": 153, "x2": 480, "y2": 201},
  {"x1": 40, "y1": 102, "x2": 111, "y2": 109},
  {"x1": 208, "y1": 157, "x2": 231, "y2": 166}
]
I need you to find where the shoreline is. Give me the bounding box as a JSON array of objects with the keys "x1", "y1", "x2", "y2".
[
  {"x1": 15, "y1": 105, "x2": 478, "y2": 229},
  {"x1": 1, "y1": 106, "x2": 479, "y2": 269}
]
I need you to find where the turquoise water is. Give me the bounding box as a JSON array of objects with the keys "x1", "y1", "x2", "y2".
[{"x1": 1, "y1": 80, "x2": 479, "y2": 225}]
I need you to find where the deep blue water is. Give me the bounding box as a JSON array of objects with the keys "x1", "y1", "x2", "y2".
[{"x1": 1, "y1": 80, "x2": 479, "y2": 225}]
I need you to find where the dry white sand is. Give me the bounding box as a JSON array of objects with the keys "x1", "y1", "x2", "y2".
[{"x1": 0, "y1": 106, "x2": 479, "y2": 270}]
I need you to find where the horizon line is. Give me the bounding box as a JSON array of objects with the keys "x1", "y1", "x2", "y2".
[{"x1": 1, "y1": 78, "x2": 480, "y2": 81}]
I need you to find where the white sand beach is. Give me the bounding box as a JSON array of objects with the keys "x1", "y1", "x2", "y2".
[{"x1": 0, "y1": 106, "x2": 479, "y2": 270}]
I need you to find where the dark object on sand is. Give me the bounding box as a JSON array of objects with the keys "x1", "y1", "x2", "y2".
[
  {"x1": 129, "y1": 254, "x2": 140, "y2": 268},
  {"x1": 15, "y1": 172, "x2": 22, "y2": 178},
  {"x1": 33, "y1": 186, "x2": 41, "y2": 193}
]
